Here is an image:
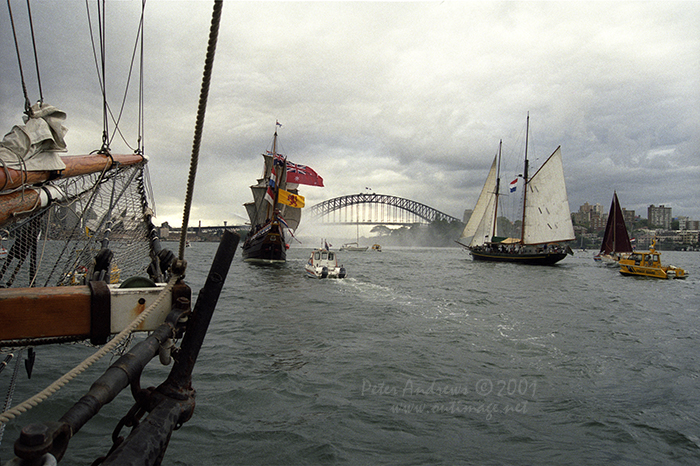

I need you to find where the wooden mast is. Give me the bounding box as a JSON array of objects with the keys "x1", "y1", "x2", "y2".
[
  {"x1": 491, "y1": 140, "x2": 502, "y2": 241},
  {"x1": 612, "y1": 190, "x2": 618, "y2": 252},
  {"x1": 520, "y1": 113, "x2": 530, "y2": 244},
  {"x1": 267, "y1": 129, "x2": 280, "y2": 221}
]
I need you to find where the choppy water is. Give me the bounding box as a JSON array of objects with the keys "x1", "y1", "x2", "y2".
[{"x1": 2, "y1": 244, "x2": 700, "y2": 465}]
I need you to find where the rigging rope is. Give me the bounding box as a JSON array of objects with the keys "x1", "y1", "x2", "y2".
[
  {"x1": 85, "y1": 0, "x2": 147, "y2": 154},
  {"x1": 0, "y1": 349, "x2": 22, "y2": 446},
  {"x1": 6, "y1": 0, "x2": 34, "y2": 112},
  {"x1": 179, "y1": 0, "x2": 223, "y2": 259},
  {"x1": 24, "y1": 0, "x2": 43, "y2": 105},
  {"x1": 98, "y1": 0, "x2": 109, "y2": 152}
]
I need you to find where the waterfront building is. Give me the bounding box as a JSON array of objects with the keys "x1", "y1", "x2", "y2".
[{"x1": 648, "y1": 205, "x2": 672, "y2": 229}]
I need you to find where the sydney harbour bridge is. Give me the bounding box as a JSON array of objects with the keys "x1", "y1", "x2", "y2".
[{"x1": 307, "y1": 193, "x2": 460, "y2": 226}]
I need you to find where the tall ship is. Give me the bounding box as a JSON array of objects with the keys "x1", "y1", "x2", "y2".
[
  {"x1": 458, "y1": 116, "x2": 575, "y2": 265},
  {"x1": 242, "y1": 124, "x2": 323, "y2": 262},
  {"x1": 594, "y1": 191, "x2": 633, "y2": 265}
]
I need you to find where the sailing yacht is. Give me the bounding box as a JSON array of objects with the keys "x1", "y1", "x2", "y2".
[
  {"x1": 594, "y1": 191, "x2": 633, "y2": 265},
  {"x1": 340, "y1": 220, "x2": 368, "y2": 251},
  {"x1": 457, "y1": 116, "x2": 575, "y2": 265}
]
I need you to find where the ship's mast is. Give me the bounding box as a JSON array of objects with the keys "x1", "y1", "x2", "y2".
[
  {"x1": 491, "y1": 140, "x2": 502, "y2": 240},
  {"x1": 267, "y1": 129, "x2": 281, "y2": 220},
  {"x1": 612, "y1": 191, "x2": 618, "y2": 252},
  {"x1": 520, "y1": 113, "x2": 530, "y2": 244}
]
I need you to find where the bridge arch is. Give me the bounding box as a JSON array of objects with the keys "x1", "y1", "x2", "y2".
[{"x1": 308, "y1": 193, "x2": 460, "y2": 225}]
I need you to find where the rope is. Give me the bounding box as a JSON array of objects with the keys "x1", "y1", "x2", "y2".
[
  {"x1": 179, "y1": 0, "x2": 223, "y2": 260},
  {"x1": 6, "y1": 0, "x2": 31, "y2": 112},
  {"x1": 0, "y1": 275, "x2": 179, "y2": 426},
  {"x1": 25, "y1": 0, "x2": 44, "y2": 104},
  {"x1": 0, "y1": 349, "x2": 22, "y2": 446}
]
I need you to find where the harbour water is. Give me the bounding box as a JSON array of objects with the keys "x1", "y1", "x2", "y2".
[{"x1": 2, "y1": 244, "x2": 699, "y2": 465}]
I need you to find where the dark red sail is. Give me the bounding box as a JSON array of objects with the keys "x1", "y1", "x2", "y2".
[{"x1": 599, "y1": 192, "x2": 633, "y2": 255}]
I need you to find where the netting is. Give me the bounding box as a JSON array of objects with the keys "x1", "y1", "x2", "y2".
[{"x1": 0, "y1": 158, "x2": 156, "y2": 289}]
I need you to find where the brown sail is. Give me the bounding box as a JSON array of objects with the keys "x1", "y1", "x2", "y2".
[{"x1": 599, "y1": 191, "x2": 633, "y2": 256}]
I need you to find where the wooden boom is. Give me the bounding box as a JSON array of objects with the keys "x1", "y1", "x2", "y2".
[
  {"x1": 0, "y1": 283, "x2": 172, "y2": 344},
  {"x1": 0, "y1": 153, "x2": 145, "y2": 192}
]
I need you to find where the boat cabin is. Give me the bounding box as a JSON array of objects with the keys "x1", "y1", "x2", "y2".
[
  {"x1": 313, "y1": 251, "x2": 338, "y2": 267},
  {"x1": 312, "y1": 249, "x2": 337, "y2": 265},
  {"x1": 625, "y1": 252, "x2": 660, "y2": 267}
]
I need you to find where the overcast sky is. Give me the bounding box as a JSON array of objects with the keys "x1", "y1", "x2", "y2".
[{"x1": 2, "y1": 1, "x2": 699, "y2": 233}]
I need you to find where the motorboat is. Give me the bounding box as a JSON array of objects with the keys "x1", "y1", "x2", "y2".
[
  {"x1": 371, "y1": 244, "x2": 382, "y2": 252},
  {"x1": 305, "y1": 248, "x2": 347, "y2": 279},
  {"x1": 618, "y1": 240, "x2": 688, "y2": 279}
]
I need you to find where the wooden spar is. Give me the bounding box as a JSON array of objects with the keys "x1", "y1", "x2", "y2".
[
  {"x1": 0, "y1": 286, "x2": 92, "y2": 341},
  {"x1": 0, "y1": 185, "x2": 64, "y2": 227},
  {"x1": 0, "y1": 152, "x2": 145, "y2": 192},
  {"x1": 0, "y1": 283, "x2": 173, "y2": 344}
]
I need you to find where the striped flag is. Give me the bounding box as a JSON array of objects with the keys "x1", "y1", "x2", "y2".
[
  {"x1": 510, "y1": 178, "x2": 518, "y2": 193},
  {"x1": 264, "y1": 170, "x2": 277, "y2": 205}
]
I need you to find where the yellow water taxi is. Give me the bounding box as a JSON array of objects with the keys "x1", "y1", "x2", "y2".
[{"x1": 618, "y1": 240, "x2": 688, "y2": 279}]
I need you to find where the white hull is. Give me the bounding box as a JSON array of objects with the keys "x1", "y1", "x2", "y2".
[
  {"x1": 304, "y1": 265, "x2": 346, "y2": 279},
  {"x1": 340, "y1": 243, "x2": 367, "y2": 252}
]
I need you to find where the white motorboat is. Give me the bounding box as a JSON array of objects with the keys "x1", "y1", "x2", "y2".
[{"x1": 305, "y1": 248, "x2": 347, "y2": 279}]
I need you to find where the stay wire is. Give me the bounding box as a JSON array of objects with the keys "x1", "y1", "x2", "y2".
[
  {"x1": 138, "y1": 0, "x2": 145, "y2": 155},
  {"x1": 25, "y1": 0, "x2": 43, "y2": 105},
  {"x1": 85, "y1": 0, "x2": 145, "y2": 154},
  {"x1": 99, "y1": 0, "x2": 109, "y2": 152},
  {"x1": 106, "y1": 0, "x2": 145, "y2": 152},
  {"x1": 6, "y1": 0, "x2": 31, "y2": 113}
]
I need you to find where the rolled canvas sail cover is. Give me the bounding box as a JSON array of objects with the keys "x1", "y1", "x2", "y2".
[
  {"x1": 523, "y1": 146, "x2": 575, "y2": 245},
  {"x1": 460, "y1": 155, "x2": 498, "y2": 247},
  {"x1": 0, "y1": 102, "x2": 67, "y2": 172}
]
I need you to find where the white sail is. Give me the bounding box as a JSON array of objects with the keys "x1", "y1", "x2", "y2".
[
  {"x1": 522, "y1": 146, "x2": 575, "y2": 245},
  {"x1": 245, "y1": 182, "x2": 268, "y2": 227},
  {"x1": 459, "y1": 155, "x2": 498, "y2": 247}
]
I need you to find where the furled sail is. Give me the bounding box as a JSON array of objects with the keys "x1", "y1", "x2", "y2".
[
  {"x1": 459, "y1": 155, "x2": 498, "y2": 247},
  {"x1": 0, "y1": 102, "x2": 67, "y2": 172},
  {"x1": 522, "y1": 146, "x2": 575, "y2": 245}
]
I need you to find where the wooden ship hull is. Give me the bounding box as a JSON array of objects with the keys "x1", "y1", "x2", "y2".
[
  {"x1": 242, "y1": 221, "x2": 287, "y2": 263},
  {"x1": 470, "y1": 248, "x2": 569, "y2": 265}
]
